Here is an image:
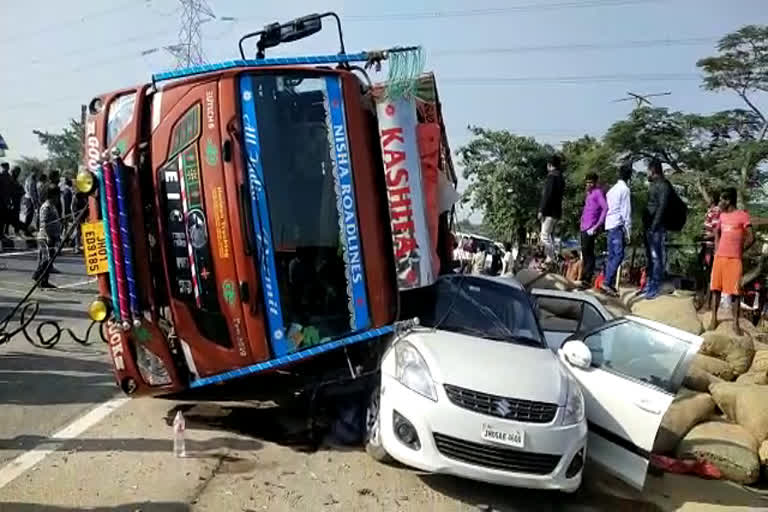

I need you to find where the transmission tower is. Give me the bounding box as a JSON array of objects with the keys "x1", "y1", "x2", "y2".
[{"x1": 166, "y1": 0, "x2": 216, "y2": 68}]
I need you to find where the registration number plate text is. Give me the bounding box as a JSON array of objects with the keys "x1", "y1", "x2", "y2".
[
  {"x1": 481, "y1": 424, "x2": 524, "y2": 448},
  {"x1": 81, "y1": 221, "x2": 109, "y2": 276}
]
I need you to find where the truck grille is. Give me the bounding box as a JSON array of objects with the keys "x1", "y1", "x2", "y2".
[
  {"x1": 444, "y1": 384, "x2": 558, "y2": 424},
  {"x1": 433, "y1": 433, "x2": 560, "y2": 475}
]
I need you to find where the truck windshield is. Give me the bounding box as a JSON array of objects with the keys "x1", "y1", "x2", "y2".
[{"x1": 239, "y1": 72, "x2": 370, "y2": 355}]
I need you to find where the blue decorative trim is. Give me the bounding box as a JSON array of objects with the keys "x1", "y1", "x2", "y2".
[
  {"x1": 98, "y1": 168, "x2": 120, "y2": 320},
  {"x1": 238, "y1": 75, "x2": 289, "y2": 356},
  {"x1": 325, "y1": 76, "x2": 370, "y2": 331},
  {"x1": 189, "y1": 325, "x2": 394, "y2": 388},
  {"x1": 113, "y1": 159, "x2": 140, "y2": 319},
  {"x1": 153, "y1": 53, "x2": 370, "y2": 83}
]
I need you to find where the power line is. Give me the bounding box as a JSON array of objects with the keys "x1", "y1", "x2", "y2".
[
  {"x1": 440, "y1": 73, "x2": 700, "y2": 85},
  {"x1": 6, "y1": 33, "x2": 717, "y2": 83},
  {"x1": 0, "y1": 72, "x2": 704, "y2": 114},
  {"x1": 343, "y1": 0, "x2": 673, "y2": 21},
  {"x1": 224, "y1": 0, "x2": 675, "y2": 26},
  {"x1": 431, "y1": 37, "x2": 717, "y2": 56},
  {"x1": 0, "y1": 1, "x2": 140, "y2": 45}
]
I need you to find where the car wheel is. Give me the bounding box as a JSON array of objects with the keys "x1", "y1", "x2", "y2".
[{"x1": 364, "y1": 387, "x2": 392, "y2": 462}]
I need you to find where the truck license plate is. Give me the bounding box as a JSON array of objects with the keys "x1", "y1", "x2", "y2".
[
  {"x1": 481, "y1": 424, "x2": 525, "y2": 448},
  {"x1": 81, "y1": 221, "x2": 109, "y2": 276}
]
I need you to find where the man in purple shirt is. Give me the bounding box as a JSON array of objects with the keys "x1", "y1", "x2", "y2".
[{"x1": 579, "y1": 172, "x2": 608, "y2": 289}]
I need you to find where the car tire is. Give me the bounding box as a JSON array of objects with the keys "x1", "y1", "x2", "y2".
[{"x1": 364, "y1": 387, "x2": 392, "y2": 463}]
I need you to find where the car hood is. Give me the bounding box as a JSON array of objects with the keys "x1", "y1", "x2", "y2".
[{"x1": 403, "y1": 329, "x2": 568, "y2": 406}]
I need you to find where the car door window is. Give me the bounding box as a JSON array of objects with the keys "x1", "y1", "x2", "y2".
[
  {"x1": 583, "y1": 321, "x2": 690, "y2": 394},
  {"x1": 579, "y1": 303, "x2": 604, "y2": 333},
  {"x1": 535, "y1": 297, "x2": 582, "y2": 333}
]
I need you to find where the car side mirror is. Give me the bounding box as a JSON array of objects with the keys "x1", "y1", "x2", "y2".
[{"x1": 561, "y1": 340, "x2": 592, "y2": 369}]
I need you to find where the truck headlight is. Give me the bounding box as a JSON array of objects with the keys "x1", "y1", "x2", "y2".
[
  {"x1": 75, "y1": 170, "x2": 96, "y2": 194},
  {"x1": 395, "y1": 340, "x2": 437, "y2": 401},
  {"x1": 562, "y1": 376, "x2": 584, "y2": 426}
]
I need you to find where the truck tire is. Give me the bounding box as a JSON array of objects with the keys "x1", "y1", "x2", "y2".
[{"x1": 364, "y1": 387, "x2": 392, "y2": 462}]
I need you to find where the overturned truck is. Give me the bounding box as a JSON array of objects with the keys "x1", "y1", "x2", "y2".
[{"x1": 78, "y1": 13, "x2": 458, "y2": 397}]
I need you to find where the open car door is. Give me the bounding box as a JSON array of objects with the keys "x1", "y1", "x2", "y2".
[
  {"x1": 558, "y1": 315, "x2": 702, "y2": 489},
  {"x1": 530, "y1": 289, "x2": 613, "y2": 351}
]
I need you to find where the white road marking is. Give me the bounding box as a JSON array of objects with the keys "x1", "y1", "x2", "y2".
[
  {"x1": 0, "y1": 397, "x2": 129, "y2": 490},
  {"x1": 0, "y1": 249, "x2": 38, "y2": 258},
  {"x1": 58, "y1": 278, "x2": 97, "y2": 289}
]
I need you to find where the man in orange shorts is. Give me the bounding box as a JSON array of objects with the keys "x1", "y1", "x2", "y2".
[{"x1": 709, "y1": 187, "x2": 755, "y2": 335}]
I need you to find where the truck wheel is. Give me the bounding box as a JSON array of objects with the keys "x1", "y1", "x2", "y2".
[{"x1": 364, "y1": 387, "x2": 391, "y2": 462}]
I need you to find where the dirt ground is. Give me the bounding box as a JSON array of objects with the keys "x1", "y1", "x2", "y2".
[{"x1": 2, "y1": 398, "x2": 768, "y2": 511}]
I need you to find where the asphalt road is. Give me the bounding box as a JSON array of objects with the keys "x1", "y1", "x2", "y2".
[
  {"x1": 0, "y1": 247, "x2": 766, "y2": 510},
  {"x1": 0, "y1": 247, "x2": 113, "y2": 469}
]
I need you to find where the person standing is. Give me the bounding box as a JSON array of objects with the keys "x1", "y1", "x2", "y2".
[
  {"x1": 699, "y1": 191, "x2": 721, "y2": 308},
  {"x1": 502, "y1": 242, "x2": 517, "y2": 276},
  {"x1": 60, "y1": 177, "x2": 74, "y2": 243},
  {"x1": 35, "y1": 173, "x2": 49, "y2": 214},
  {"x1": 0, "y1": 162, "x2": 11, "y2": 242},
  {"x1": 579, "y1": 172, "x2": 608, "y2": 289},
  {"x1": 708, "y1": 187, "x2": 754, "y2": 336},
  {"x1": 471, "y1": 245, "x2": 486, "y2": 275},
  {"x1": 600, "y1": 164, "x2": 633, "y2": 297},
  {"x1": 20, "y1": 169, "x2": 40, "y2": 235},
  {"x1": 639, "y1": 159, "x2": 671, "y2": 300},
  {"x1": 9, "y1": 166, "x2": 24, "y2": 237},
  {"x1": 538, "y1": 154, "x2": 565, "y2": 268},
  {"x1": 33, "y1": 186, "x2": 61, "y2": 289}
]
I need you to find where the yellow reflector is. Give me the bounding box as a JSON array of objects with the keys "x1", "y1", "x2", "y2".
[
  {"x1": 88, "y1": 298, "x2": 108, "y2": 322},
  {"x1": 75, "y1": 170, "x2": 95, "y2": 194}
]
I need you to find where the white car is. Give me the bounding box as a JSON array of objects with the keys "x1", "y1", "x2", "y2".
[{"x1": 365, "y1": 275, "x2": 701, "y2": 493}]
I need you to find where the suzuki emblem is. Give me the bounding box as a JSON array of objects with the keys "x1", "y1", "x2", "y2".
[{"x1": 496, "y1": 399, "x2": 512, "y2": 417}]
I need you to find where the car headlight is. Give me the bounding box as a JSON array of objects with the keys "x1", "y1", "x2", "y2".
[
  {"x1": 394, "y1": 340, "x2": 438, "y2": 401},
  {"x1": 562, "y1": 376, "x2": 584, "y2": 425}
]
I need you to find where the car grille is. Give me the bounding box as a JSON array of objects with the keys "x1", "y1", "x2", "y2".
[
  {"x1": 444, "y1": 384, "x2": 558, "y2": 424},
  {"x1": 433, "y1": 433, "x2": 561, "y2": 475}
]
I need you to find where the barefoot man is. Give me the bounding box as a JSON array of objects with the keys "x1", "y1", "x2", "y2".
[{"x1": 709, "y1": 187, "x2": 755, "y2": 335}]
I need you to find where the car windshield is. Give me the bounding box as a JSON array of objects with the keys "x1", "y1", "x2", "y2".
[{"x1": 401, "y1": 276, "x2": 546, "y2": 347}]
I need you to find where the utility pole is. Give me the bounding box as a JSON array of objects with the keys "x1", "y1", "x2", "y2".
[
  {"x1": 612, "y1": 91, "x2": 671, "y2": 108},
  {"x1": 165, "y1": 0, "x2": 216, "y2": 68}
]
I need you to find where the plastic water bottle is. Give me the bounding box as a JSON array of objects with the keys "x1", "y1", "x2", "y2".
[{"x1": 173, "y1": 410, "x2": 186, "y2": 458}]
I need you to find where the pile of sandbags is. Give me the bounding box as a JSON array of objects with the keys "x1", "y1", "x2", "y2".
[
  {"x1": 630, "y1": 294, "x2": 703, "y2": 335},
  {"x1": 515, "y1": 269, "x2": 577, "y2": 291},
  {"x1": 677, "y1": 420, "x2": 761, "y2": 484},
  {"x1": 656, "y1": 319, "x2": 768, "y2": 484}
]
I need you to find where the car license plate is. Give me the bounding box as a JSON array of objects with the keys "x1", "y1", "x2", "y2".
[
  {"x1": 481, "y1": 424, "x2": 524, "y2": 448},
  {"x1": 81, "y1": 221, "x2": 109, "y2": 276}
]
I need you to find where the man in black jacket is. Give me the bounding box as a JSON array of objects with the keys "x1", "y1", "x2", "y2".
[
  {"x1": 640, "y1": 159, "x2": 671, "y2": 299},
  {"x1": 538, "y1": 154, "x2": 565, "y2": 266}
]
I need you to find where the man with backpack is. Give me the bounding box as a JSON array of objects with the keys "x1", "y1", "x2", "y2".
[{"x1": 638, "y1": 159, "x2": 686, "y2": 300}]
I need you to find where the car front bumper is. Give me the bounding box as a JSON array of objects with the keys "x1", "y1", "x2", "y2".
[{"x1": 379, "y1": 374, "x2": 587, "y2": 492}]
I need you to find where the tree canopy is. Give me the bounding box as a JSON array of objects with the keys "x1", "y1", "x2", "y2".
[
  {"x1": 459, "y1": 24, "x2": 768, "y2": 247},
  {"x1": 31, "y1": 118, "x2": 84, "y2": 176}
]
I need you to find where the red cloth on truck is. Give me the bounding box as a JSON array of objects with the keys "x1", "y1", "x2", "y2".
[{"x1": 417, "y1": 123, "x2": 441, "y2": 277}]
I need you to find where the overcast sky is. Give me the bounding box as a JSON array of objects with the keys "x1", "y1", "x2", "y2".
[{"x1": 1, "y1": 0, "x2": 766, "y2": 216}]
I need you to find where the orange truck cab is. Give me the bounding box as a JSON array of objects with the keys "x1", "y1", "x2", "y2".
[{"x1": 79, "y1": 13, "x2": 457, "y2": 398}]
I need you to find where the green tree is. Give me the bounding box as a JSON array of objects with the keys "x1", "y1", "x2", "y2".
[
  {"x1": 697, "y1": 24, "x2": 768, "y2": 206},
  {"x1": 458, "y1": 127, "x2": 554, "y2": 242},
  {"x1": 32, "y1": 118, "x2": 84, "y2": 176},
  {"x1": 560, "y1": 136, "x2": 617, "y2": 239}
]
